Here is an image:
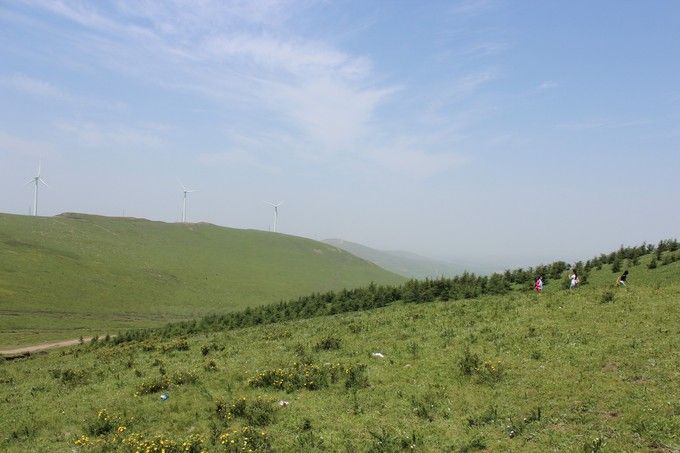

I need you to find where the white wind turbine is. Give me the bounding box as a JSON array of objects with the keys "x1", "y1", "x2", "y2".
[
  {"x1": 265, "y1": 201, "x2": 282, "y2": 232},
  {"x1": 179, "y1": 182, "x2": 197, "y2": 223},
  {"x1": 27, "y1": 162, "x2": 48, "y2": 216}
]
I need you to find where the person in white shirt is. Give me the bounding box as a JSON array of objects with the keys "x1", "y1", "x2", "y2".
[{"x1": 569, "y1": 270, "x2": 579, "y2": 289}]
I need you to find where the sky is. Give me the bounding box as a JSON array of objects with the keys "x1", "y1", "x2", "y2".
[{"x1": 1, "y1": 0, "x2": 679, "y2": 267}]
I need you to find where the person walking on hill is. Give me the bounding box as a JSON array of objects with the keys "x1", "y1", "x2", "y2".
[
  {"x1": 534, "y1": 275, "x2": 543, "y2": 293},
  {"x1": 569, "y1": 270, "x2": 579, "y2": 289},
  {"x1": 617, "y1": 270, "x2": 629, "y2": 287}
]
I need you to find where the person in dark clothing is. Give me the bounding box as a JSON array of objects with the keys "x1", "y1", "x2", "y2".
[{"x1": 617, "y1": 270, "x2": 629, "y2": 287}]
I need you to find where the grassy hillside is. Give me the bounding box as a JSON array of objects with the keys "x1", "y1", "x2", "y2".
[
  {"x1": 324, "y1": 238, "x2": 492, "y2": 278},
  {"x1": 1, "y1": 251, "x2": 678, "y2": 451},
  {"x1": 0, "y1": 213, "x2": 403, "y2": 347}
]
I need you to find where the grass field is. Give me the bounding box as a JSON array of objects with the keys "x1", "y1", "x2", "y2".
[
  {"x1": 0, "y1": 251, "x2": 678, "y2": 451},
  {"x1": 0, "y1": 213, "x2": 403, "y2": 348}
]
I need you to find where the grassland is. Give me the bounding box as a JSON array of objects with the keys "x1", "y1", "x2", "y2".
[
  {"x1": 0, "y1": 252, "x2": 678, "y2": 451},
  {"x1": 0, "y1": 213, "x2": 403, "y2": 348}
]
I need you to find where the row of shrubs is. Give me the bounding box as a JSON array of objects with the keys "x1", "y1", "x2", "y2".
[
  {"x1": 99, "y1": 240, "x2": 677, "y2": 347},
  {"x1": 106, "y1": 274, "x2": 509, "y2": 346},
  {"x1": 247, "y1": 362, "x2": 368, "y2": 392},
  {"x1": 648, "y1": 251, "x2": 680, "y2": 269}
]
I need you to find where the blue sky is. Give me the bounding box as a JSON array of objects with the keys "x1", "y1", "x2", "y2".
[{"x1": 1, "y1": 0, "x2": 679, "y2": 267}]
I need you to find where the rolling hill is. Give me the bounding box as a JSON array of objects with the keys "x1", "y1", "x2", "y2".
[
  {"x1": 0, "y1": 213, "x2": 404, "y2": 348},
  {"x1": 1, "y1": 245, "x2": 678, "y2": 451},
  {"x1": 323, "y1": 238, "x2": 492, "y2": 278}
]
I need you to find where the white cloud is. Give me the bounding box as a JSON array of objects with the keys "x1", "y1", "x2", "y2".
[
  {"x1": 537, "y1": 81, "x2": 558, "y2": 90},
  {"x1": 18, "y1": 1, "x2": 391, "y2": 154},
  {"x1": 11, "y1": 1, "x2": 472, "y2": 180},
  {"x1": 269, "y1": 79, "x2": 395, "y2": 150},
  {"x1": 556, "y1": 119, "x2": 650, "y2": 130},
  {"x1": 0, "y1": 74, "x2": 68, "y2": 99},
  {"x1": 203, "y1": 34, "x2": 371, "y2": 79},
  {"x1": 55, "y1": 121, "x2": 166, "y2": 147}
]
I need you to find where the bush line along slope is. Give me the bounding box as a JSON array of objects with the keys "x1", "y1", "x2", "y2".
[{"x1": 105, "y1": 239, "x2": 679, "y2": 345}]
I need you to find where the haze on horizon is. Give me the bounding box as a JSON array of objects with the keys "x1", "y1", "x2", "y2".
[{"x1": 1, "y1": 0, "x2": 679, "y2": 268}]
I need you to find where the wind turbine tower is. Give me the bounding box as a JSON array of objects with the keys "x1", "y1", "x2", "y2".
[
  {"x1": 180, "y1": 182, "x2": 196, "y2": 223},
  {"x1": 27, "y1": 162, "x2": 48, "y2": 216},
  {"x1": 266, "y1": 202, "x2": 282, "y2": 233}
]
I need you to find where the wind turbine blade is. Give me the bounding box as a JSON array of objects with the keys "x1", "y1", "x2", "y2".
[
  {"x1": 39, "y1": 178, "x2": 49, "y2": 187},
  {"x1": 26, "y1": 178, "x2": 35, "y2": 185}
]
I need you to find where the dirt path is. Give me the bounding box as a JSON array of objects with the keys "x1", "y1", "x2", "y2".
[{"x1": 0, "y1": 336, "x2": 106, "y2": 357}]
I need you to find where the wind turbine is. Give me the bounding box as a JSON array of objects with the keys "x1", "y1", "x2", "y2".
[
  {"x1": 179, "y1": 182, "x2": 196, "y2": 223},
  {"x1": 265, "y1": 201, "x2": 282, "y2": 232},
  {"x1": 26, "y1": 162, "x2": 48, "y2": 216}
]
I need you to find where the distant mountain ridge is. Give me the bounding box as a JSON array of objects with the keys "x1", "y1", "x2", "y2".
[{"x1": 323, "y1": 238, "x2": 492, "y2": 278}]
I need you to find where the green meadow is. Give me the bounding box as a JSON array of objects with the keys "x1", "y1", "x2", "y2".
[
  {"x1": 0, "y1": 213, "x2": 403, "y2": 348},
  {"x1": 1, "y1": 250, "x2": 678, "y2": 451}
]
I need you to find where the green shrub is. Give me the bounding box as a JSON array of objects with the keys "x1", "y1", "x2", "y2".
[
  {"x1": 407, "y1": 341, "x2": 419, "y2": 358},
  {"x1": 137, "y1": 376, "x2": 170, "y2": 395},
  {"x1": 161, "y1": 339, "x2": 190, "y2": 352},
  {"x1": 458, "y1": 347, "x2": 480, "y2": 376},
  {"x1": 458, "y1": 436, "x2": 487, "y2": 453},
  {"x1": 216, "y1": 396, "x2": 276, "y2": 427},
  {"x1": 582, "y1": 436, "x2": 605, "y2": 452},
  {"x1": 201, "y1": 342, "x2": 220, "y2": 356},
  {"x1": 345, "y1": 363, "x2": 369, "y2": 390},
  {"x1": 600, "y1": 290, "x2": 615, "y2": 304},
  {"x1": 367, "y1": 428, "x2": 419, "y2": 452},
  {"x1": 248, "y1": 362, "x2": 343, "y2": 391},
  {"x1": 505, "y1": 407, "x2": 541, "y2": 438},
  {"x1": 313, "y1": 336, "x2": 342, "y2": 351},
  {"x1": 218, "y1": 426, "x2": 271, "y2": 452},
  {"x1": 295, "y1": 418, "x2": 325, "y2": 450},
  {"x1": 475, "y1": 360, "x2": 505, "y2": 385},
  {"x1": 530, "y1": 350, "x2": 543, "y2": 360},
  {"x1": 411, "y1": 392, "x2": 439, "y2": 421},
  {"x1": 49, "y1": 368, "x2": 88, "y2": 386},
  {"x1": 122, "y1": 433, "x2": 205, "y2": 452},
  {"x1": 171, "y1": 369, "x2": 198, "y2": 385},
  {"x1": 85, "y1": 409, "x2": 118, "y2": 436},
  {"x1": 467, "y1": 406, "x2": 498, "y2": 427}
]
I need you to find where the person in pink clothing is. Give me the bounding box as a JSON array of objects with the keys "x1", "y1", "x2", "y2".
[{"x1": 534, "y1": 275, "x2": 543, "y2": 293}]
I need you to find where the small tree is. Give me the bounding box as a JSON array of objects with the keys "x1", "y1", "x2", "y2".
[
  {"x1": 662, "y1": 253, "x2": 673, "y2": 266},
  {"x1": 611, "y1": 257, "x2": 622, "y2": 273}
]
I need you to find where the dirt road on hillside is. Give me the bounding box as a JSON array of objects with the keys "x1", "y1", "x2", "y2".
[{"x1": 0, "y1": 337, "x2": 103, "y2": 357}]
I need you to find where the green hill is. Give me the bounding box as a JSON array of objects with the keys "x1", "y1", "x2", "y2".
[
  {"x1": 0, "y1": 213, "x2": 404, "y2": 347},
  {"x1": 323, "y1": 238, "x2": 493, "y2": 278},
  {"x1": 1, "y1": 246, "x2": 679, "y2": 451}
]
